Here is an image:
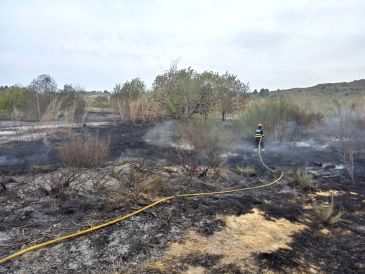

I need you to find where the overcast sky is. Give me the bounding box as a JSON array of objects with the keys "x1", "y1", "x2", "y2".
[{"x1": 1, "y1": 0, "x2": 364, "y2": 91}]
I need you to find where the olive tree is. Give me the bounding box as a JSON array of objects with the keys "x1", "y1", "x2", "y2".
[
  {"x1": 153, "y1": 66, "x2": 206, "y2": 119},
  {"x1": 153, "y1": 65, "x2": 249, "y2": 121},
  {"x1": 217, "y1": 72, "x2": 248, "y2": 121}
]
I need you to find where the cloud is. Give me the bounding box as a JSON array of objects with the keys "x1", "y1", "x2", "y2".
[{"x1": 0, "y1": 0, "x2": 364, "y2": 90}]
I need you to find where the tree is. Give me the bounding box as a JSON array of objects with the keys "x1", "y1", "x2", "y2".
[
  {"x1": 259, "y1": 88, "x2": 270, "y2": 97},
  {"x1": 113, "y1": 83, "x2": 122, "y2": 94},
  {"x1": 153, "y1": 66, "x2": 249, "y2": 120},
  {"x1": 153, "y1": 66, "x2": 200, "y2": 119},
  {"x1": 117, "y1": 78, "x2": 145, "y2": 100},
  {"x1": 195, "y1": 71, "x2": 221, "y2": 119},
  {"x1": 63, "y1": 84, "x2": 75, "y2": 93},
  {"x1": 29, "y1": 74, "x2": 57, "y2": 120},
  {"x1": 217, "y1": 72, "x2": 248, "y2": 121}
]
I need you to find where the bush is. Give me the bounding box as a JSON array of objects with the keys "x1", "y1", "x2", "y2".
[
  {"x1": 56, "y1": 135, "x2": 110, "y2": 167},
  {"x1": 235, "y1": 95, "x2": 322, "y2": 141}
]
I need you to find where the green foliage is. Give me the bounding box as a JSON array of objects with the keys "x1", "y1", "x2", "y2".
[
  {"x1": 235, "y1": 95, "x2": 322, "y2": 140},
  {"x1": 0, "y1": 87, "x2": 27, "y2": 117},
  {"x1": 153, "y1": 65, "x2": 248, "y2": 120},
  {"x1": 117, "y1": 77, "x2": 146, "y2": 100},
  {"x1": 1, "y1": 67, "x2": 251, "y2": 122},
  {"x1": 164, "y1": 98, "x2": 178, "y2": 114},
  {"x1": 216, "y1": 72, "x2": 248, "y2": 120}
]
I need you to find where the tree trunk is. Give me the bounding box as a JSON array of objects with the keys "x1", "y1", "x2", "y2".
[
  {"x1": 221, "y1": 111, "x2": 226, "y2": 121},
  {"x1": 36, "y1": 93, "x2": 41, "y2": 120}
]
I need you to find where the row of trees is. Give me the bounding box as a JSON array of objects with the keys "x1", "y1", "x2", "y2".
[
  {"x1": 112, "y1": 65, "x2": 249, "y2": 121},
  {"x1": 0, "y1": 75, "x2": 86, "y2": 121},
  {"x1": 1, "y1": 65, "x2": 250, "y2": 122}
]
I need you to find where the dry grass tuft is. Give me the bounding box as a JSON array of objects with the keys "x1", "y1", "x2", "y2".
[
  {"x1": 56, "y1": 135, "x2": 110, "y2": 167},
  {"x1": 115, "y1": 95, "x2": 161, "y2": 125},
  {"x1": 140, "y1": 176, "x2": 165, "y2": 195},
  {"x1": 233, "y1": 165, "x2": 256, "y2": 177},
  {"x1": 295, "y1": 169, "x2": 314, "y2": 190},
  {"x1": 313, "y1": 196, "x2": 343, "y2": 225}
]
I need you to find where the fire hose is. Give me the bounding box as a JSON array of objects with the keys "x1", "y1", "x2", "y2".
[{"x1": 0, "y1": 138, "x2": 281, "y2": 265}]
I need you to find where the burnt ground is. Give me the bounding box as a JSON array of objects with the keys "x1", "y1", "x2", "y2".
[
  {"x1": 0, "y1": 121, "x2": 176, "y2": 173},
  {"x1": 0, "y1": 121, "x2": 364, "y2": 273}
]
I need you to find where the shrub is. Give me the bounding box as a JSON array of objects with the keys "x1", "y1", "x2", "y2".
[
  {"x1": 313, "y1": 196, "x2": 343, "y2": 225},
  {"x1": 56, "y1": 135, "x2": 110, "y2": 167},
  {"x1": 235, "y1": 95, "x2": 322, "y2": 141},
  {"x1": 174, "y1": 119, "x2": 231, "y2": 177},
  {"x1": 295, "y1": 169, "x2": 314, "y2": 190}
]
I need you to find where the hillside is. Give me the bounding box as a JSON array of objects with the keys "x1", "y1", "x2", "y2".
[{"x1": 274, "y1": 79, "x2": 365, "y2": 96}]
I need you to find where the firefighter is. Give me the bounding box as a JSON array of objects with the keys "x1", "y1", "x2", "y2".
[{"x1": 255, "y1": 123, "x2": 265, "y2": 151}]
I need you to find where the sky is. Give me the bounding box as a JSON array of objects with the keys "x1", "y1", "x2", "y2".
[{"x1": 0, "y1": 0, "x2": 364, "y2": 91}]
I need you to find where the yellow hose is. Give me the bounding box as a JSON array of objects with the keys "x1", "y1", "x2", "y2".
[{"x1": 0, "y1": 140, "x2": 282, "y2": 265}]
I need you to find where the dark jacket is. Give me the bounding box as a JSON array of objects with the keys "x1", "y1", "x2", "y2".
[{"x1": 255, "y1": 128, "x2": 264, "y2": 139}]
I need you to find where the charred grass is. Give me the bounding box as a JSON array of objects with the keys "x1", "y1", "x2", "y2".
[{"x1": 1, "y1": 117, "x2": 365, "y2": 273}]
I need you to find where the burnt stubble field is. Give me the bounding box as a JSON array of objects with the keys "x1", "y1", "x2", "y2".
[{"x1": 0, "y1": 110, "x2": 364, "y2": 273}]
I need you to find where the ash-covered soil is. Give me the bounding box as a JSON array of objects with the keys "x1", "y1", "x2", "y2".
[{"x1": 0, "y1": 121, "x2": 364, "y2": 273}]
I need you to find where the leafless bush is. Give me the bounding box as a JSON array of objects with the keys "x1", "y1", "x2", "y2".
[
  {"x1": 56, "y1": 135, "x2": 110, "y2": 167},
  {"x1": 313, "y1": 196, "x2": 343, "y2": 225},
  {"x1": 338, "y1": 139, "x2": 355, "y2": 183},
  {"x1": 38, "y1": 168, "x2": 82, "y2": 194},
  {"x1": 330, "y1": 99, "x2": 359, "y2": 183},
  {"x1": 175, "y1": 120, "x2": 230, "y2": 177}
]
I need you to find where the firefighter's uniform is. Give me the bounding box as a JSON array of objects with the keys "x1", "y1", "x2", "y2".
[{"x1": 255, "y1": 125, "x2": 264, "y2": 150}]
